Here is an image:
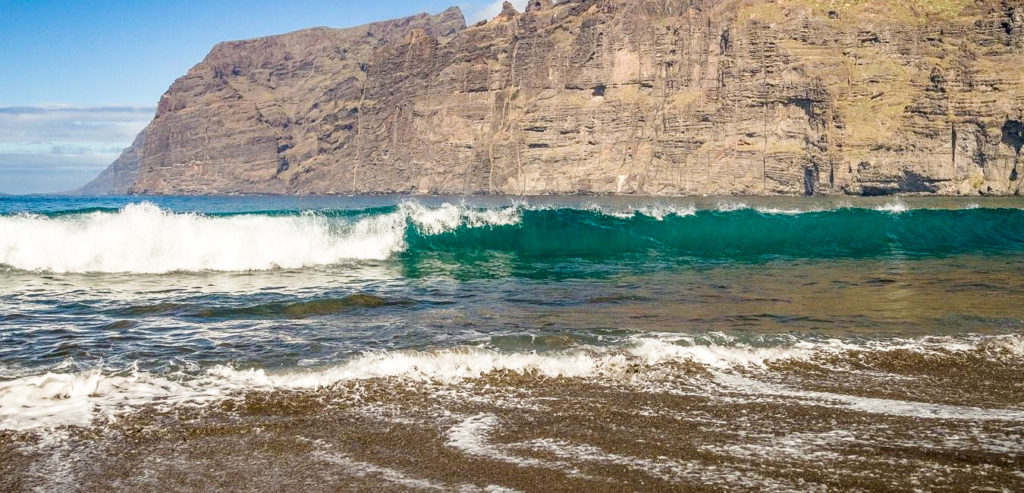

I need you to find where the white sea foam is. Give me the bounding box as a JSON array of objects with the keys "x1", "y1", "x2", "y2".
[
  {"x1": 446, "y1": 414, "x2": 594, "y2": 478},
  {"x1": 715, "y1": 201, "x2": 749, "y2": 212},
  {"x1": 634, "y1": 205, "x2": 697, "y2": 220},
  {"x1": 454, "y1": 418, "x2": 813, "y2": 488},
  {"x1": 446, "y1": 414, "x2": 528, "y2": 463},
  {"x1": 0, "y1": 369, "x2": 225, "y2": 430},
  {"x1": 1, "y1": 334, "x2": 1020, "y2": 430},
  {"x1": 873, "y1": 199, "x2": 909, "y2": 213},
  {"x1": 579, "y1": 203, "x2": 631, "y2": 218},
  {"x1": 401, "y1": 201, "x2": 521, "y2": 235},
  {"x1": 0, "y1": 202, "x2": 521, "y2": 274},
  {"x1": 0, "y1": 336, "x2": 804, "y2": 430},
  {"x1": 581, "y1": 203, "x2": 697, "y2": 220},
  {"x1": 714, "y1": 373, "x2": 1024, "y2": 421},
  {"x1": 755, "y1": 206, "x2": 819, "y2": 215},
  {"x1": 204, "y1": 334, "x2": 834, "y2": 389},
  {"x1": 522, "y1": 438, "x2": 803, "y2": 488}
]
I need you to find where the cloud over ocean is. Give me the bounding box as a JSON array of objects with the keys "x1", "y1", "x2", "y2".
[{"x1": 0, "y1": 105, "x2": 153, "y2": 193}]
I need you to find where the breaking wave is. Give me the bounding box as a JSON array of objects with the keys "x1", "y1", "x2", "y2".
[
  {"x1": 0, "y1": 202, "x2": 518, "y2": 273},
  {"x1": 2, "y1": 201, "x2": 1024, "y2": 273}
]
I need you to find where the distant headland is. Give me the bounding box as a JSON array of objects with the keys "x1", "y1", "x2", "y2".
[{"x1": 81, "y1": 0, "x2": 1024, "y2": 196}]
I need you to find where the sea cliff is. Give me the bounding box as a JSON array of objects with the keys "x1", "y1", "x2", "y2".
[{"x1": 82, "y1": 0, "x2": 1024, "y2": 196}]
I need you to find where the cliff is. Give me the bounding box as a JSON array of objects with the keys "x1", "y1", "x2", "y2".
[{"x1": 84, "y1": 0, "x2": 1024, "y2": 196}]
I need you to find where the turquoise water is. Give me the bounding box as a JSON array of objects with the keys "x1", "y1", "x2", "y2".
[
  {"x1": 1, "y1": 195, "x2": 1023, "y2": 489},
  {"x1": 2, "y1": 195, "x2": 1023, "y2": 374}
]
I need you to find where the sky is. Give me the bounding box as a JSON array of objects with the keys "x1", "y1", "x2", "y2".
[{"x1": 0, "y1": 0, "x2": 528, "y2": 194}]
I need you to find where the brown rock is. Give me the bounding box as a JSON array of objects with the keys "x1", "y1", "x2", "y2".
[
  {"x1": 83, "y1": 1, "x2": 1024, "y2": 196},
  {"x1": 494, "y1": 2, "x2": 520, "y2": 23},
  {"x1": 526, "y1": 0, "x2": 554, "y2": 13}
]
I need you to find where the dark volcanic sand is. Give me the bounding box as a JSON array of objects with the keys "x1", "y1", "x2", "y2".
[{"x1": 3, "y1": 353, "x2": 1022, "y2": 492}]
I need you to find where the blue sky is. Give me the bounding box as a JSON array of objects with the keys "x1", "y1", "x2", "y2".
[{"x1": 0, "y1": 0, "x2": 527, "y2": 194}]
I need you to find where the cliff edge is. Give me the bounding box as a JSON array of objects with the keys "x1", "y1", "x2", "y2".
[{"x1": 83, "y1": 1, "x2": 1024, "y2": 196}]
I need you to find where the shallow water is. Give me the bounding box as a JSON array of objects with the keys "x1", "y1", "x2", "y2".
[{"x1": 1, "y1": 195, "x2": 1023, "y2": 491}]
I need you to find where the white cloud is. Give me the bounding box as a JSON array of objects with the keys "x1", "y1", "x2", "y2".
[
  {"x1": 0, "y1": 105, "x2": 152, "y2": 193},
  {"x1": 0, "y1": 105, "x2": 151, "y2": 166},
  {"x1": 463, "y1": 0, "x2": 530, "y2": 24},
  {"x1": 0, "y1": 106, "x2": 152, "y2": 146}
]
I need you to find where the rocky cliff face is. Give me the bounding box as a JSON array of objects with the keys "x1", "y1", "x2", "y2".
[{"x1": 85, "y1": 0, "x2": 1024, "y2": 196}]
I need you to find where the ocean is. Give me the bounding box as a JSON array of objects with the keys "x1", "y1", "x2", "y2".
[{"x1": 1, "y1": 195, "x2": 1023, "y2": 491}]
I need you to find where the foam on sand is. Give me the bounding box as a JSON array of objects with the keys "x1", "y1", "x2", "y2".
[{"x1": 1, "y1": 334, "x2": 1021, "y2": 431}]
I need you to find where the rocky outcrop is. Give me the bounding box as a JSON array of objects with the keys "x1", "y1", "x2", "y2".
[
  {"x1": 76, "y1": 130, "x2": 145, "y2": 195},
  {"x1": 84, "y1": 1, "x2": 1024, "y2": 196}
]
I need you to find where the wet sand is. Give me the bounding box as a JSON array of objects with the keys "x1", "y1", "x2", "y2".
[{"x1": 4, "y1": 351, "x2": 1022, "y2": 492}]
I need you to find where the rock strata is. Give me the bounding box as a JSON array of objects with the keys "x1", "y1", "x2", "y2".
[{"x1": 84, "y1": 1, "x2": 1024, "y2": 195}]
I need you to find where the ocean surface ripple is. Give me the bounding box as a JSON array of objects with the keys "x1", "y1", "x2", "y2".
[{"x1": 2, "y1": 195, "x2": 1023, "y2": 490}]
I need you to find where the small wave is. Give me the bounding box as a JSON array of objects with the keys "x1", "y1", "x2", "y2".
[
  {"x1": 402, "y1": 201, "x2": 521, "y2": 234},
  {"x1": 580, "y1": 203, "x2": 696, "y2": 220},
  {"x1": 1, "y1": 334, "x2": 1020, "y2": 430},
  {"x1": 716, "y1": 201, "x2": 749, "y2": 212},
  {"x1": 635, "y1": 205, "x2": 697, "y2": 220},
  {"x1": 873, "y1": 199, "x2": 908, "y2": 213},
  {"x1": 754, "y1": 206, "x2": 817, "y2": 215}
]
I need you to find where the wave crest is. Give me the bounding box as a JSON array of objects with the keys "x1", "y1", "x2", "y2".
[
  {"x1": 0, "y1": 202, "x2": 520, "y2": 273},
  {"x1": 3, "y1": 202, "x2": 1024, "y2": 273}
]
